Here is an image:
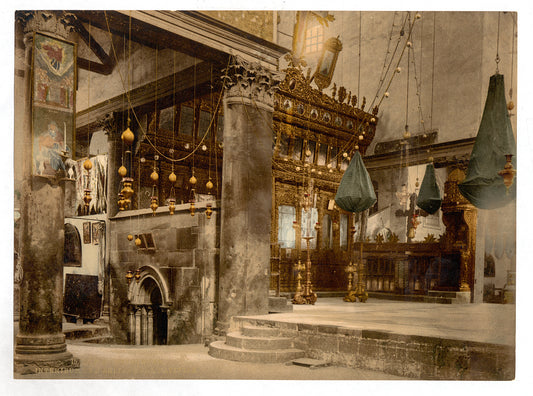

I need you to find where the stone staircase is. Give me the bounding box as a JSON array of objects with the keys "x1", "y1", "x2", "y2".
[
  {"x1": 209, "y1": 324, "x2": 304, "y2": 363},
  {"x1": 63, "y1": 323, "x2": 114, "y2": 344}
]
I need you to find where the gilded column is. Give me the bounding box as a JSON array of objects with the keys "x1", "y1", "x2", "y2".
[
  {"x1": 14, "y1": 11, "x2": 80, "y2": 374},
  {"x1": 216, "y1": 56, "x2": 283, "y2": 333}
]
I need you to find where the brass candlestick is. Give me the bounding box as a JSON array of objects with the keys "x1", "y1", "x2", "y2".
[{"x1": 353, "y1": 241, "x2": 368, "y2": 302}]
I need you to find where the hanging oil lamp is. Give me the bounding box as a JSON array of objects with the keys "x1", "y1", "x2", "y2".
[
  {"x1": 134, "y1": 269, "x2": 141, "y2": 283},
  {"x1": 498, "y1": 154, "x2": 516, "y2": 193},
  {"x1": 121, "y1": 118, "x2": 135, "y2": 146},
  {"x1": 83, "y1": 158, "x2": 93, "y2": 213},
  {"x1": 121, "y1": 177, "x2": 134, "y2": 209},
  {"x1": 135, "y1": 236, "x2": 142, "y2": 247},
  {"x1": 150, "y1": 196, "x2": 159, "y2": 216},
  {"x1": 117, "y1": 192, "x2": 127, "y2": 211},
  {"x1": 189, "y1": 197, "x2": 196, "y2": 217},
  {"x1": 205, "y1": 203, "x2": 213, "y2": 219},
  {"x1": 125, "y1": 270, "x2": 134, "y2": 284},
  {"x1": 168, "y1": 170, "x2": 177, "y2": 215},
  {"x1": 127, "y1": 234, "x2": 134, "y2": 241}
]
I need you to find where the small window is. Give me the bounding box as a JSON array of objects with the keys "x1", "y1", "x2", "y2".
[
  {"x1": 278, "y1": 205, "x2": 296, "y2": 249},
  {"x1": 179, "y1": 105, "x2": 194, "y2": 136},
  {"x1": 305, "y1": 140, "x2": 316, "y2": 164},
  {"x1": 64, "y1": 223, "x2": 82, "y2": 267},
  {"x1": 340, "y1": 214, "x2": 348, "y2": 250},
  {"x1": 305, "y1": 24, "x2": 324, "y2": 54},
  {"x1": 278, "y1": 134, "x2": 290, "y2": 157},
  {"x1": 317, "y1": 143, "x2": 327, "y2": 166},
  {"x1": 292, "y1": 137, "x2": 303, "y2": 161},
  {"x1": 321, "y1": 214, "x2": 333, "y2": 249},
  {"x1": 199, "y1": 109, "x2": 212, "y2": 139},
  {"x1": 330, "y1": 146, "x2": 338, "y2": 168},
  {"x1": 159, "y1": 106, "x2": 175, "y2": 131},
  {"x1": 135, "y1": 233, "x2": 156, "y2": 251}
]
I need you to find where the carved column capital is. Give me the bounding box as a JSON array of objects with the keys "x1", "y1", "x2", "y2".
[
  {"x1": 16, "y1": 11, "x2": 78, "y2": 39},
  {"x1": 222, "y1": 55, "x2": 285, "y2": 110}
]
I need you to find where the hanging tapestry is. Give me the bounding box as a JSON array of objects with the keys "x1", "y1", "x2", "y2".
[
  {"x1": 416, "y1": 163, "x2": 442, "y2": 214},
  {"x1": 335, "y1": 151, "x2": 376, "y2": 213},
  {"x1": 458, "y1": 74, "x2": 516, "y2": 209},
  {"x1": 32, "y1": 32, "x2": 76, "y2": 177}
]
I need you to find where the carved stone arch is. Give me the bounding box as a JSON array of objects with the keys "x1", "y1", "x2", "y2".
[{"x1": 128, "y1": 265, "x2": 172, "y2": 307}]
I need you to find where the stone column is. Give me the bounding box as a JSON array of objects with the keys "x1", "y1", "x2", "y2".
[
  {"x1": 128, "y1": 306, "x2": 135, "y2": 345},
  {"x1": 216, "y1": 57, "x2": 283, "y2": 333},
  {"x1": 135, "y1": 308, "x2": 141, "y2": 345},
  {"x1": 14, "y1": 11, "x2": 80, "y2": 374},
  {"x1": 147, "y1": 308, "x2": 154, "y2": 346}
]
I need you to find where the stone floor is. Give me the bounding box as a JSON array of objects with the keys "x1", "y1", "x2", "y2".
[
  {"x1": 9, "y1": 298, "x2": 520, "y2": 386},
  {"x1": 251, "y1": 297, "x2": 516, "y2": 346}
]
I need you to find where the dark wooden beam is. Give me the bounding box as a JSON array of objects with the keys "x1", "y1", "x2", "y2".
[
  {"x1": 363, "y1": 137, "x2": 476, "y2": 171},
  {"x1": 75, "y1": 19, "x2": 116, "y2": 75},
  {"x1": 76, "y1": 61, "x2": 217, "y2": 135}
]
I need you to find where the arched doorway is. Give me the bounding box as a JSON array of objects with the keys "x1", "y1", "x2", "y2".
[{"x1": 128, "y1": 268, "x2": 170, "y2": 345}]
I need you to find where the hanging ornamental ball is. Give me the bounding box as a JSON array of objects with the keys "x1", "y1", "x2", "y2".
[
  {"x1": 384, "y1": 92, "x2": 390, "y2": 98},
  {"x1": 407, "y1": 41, "x2": 413, "y2": 48},
  {"x1": 169, "y1": 148, "x2": 174, "y2": 155},
  {"x1": 150, "y1": 170, "x2": 159, "y2": 182},
  {"x1": 327, "y1": 163, "x2": 332, "y2": 169},
  {"x1": 189, "y1": 175, "x2": 197, "y2": 185},
  {"x1": 118, "y1": 165, "x2": 127, "y2": 177},
  {"x1": 371, "y1": 117, "x2": 376, "y2": 123},
  {"x1": 318, "y1": 171, "x2": 322, "y2": 175},
  {"x1": 404, "y1": 130, "x2": 411, "y2": 139},
  {"x1": 127, "y1": 234, "x2": 134, "y2": 241},
  {"x1": 184, "y1": 143, "x2": 190, "y2": 150},
  {"x1": 202, "y1": 145, "x2": 207, "y2": 151},
  {"x1": 206, "y1": 180, "x2": 214, "y2": 190},
  {"x1": 343, "y1": 152, "x2": 348, "y2": 158},
  {"x1": 396, "y1": 67, "x2": 401, "y2": 73},
  {"x1": 121, "y1": 127, "x2": 135, "y2": 145},
  {"x1": 305, "y1": 149, "x2": 312, "y2": 157},
  {"x1": 415, "y1": 178, "x2": 420, "y2": 188},
  {"x1": 311, "y1": 168, "x2": 315, "y2": 173},
  {"x1": 347, "y1": 156, "x2": 351, "y2": 161},
  {"x1": 428, "y1": 156, "x2": 434, "y2": 163},
  {"x1": 420, "y1": 119, "x2": 425, "y2": 124},
  {"x1": 83, "y1": 158, "x2": 93, "y2": 171},
  {"x1": 296, "y1": 166, "x2": 301, "y2": 171},
  {"x1": 423, "y1": 134, "x2": 428, "y2": 138},
  {"x1": 140, "y1": 157, "x2": 146, "y2": 163},
  {"x1": 416, "y1": 13, "x2": 422, "y2": 19},
  {"x1": 354, "y1": 144, "x2": 359, "y2": 150},
  {"x1": 135, "y1": 237, "x2": 142, "y2": 247},
  {"x1": 359, "y1": 135, "x2": 364, "y2": 140},
  {"x1": 169, "y1": 172, "x2": 177, "y2": 183},
  {"x1": 507, "y1": 101, "x2": 515, "y2": 111}
]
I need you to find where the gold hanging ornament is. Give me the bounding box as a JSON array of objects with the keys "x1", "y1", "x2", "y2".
[
  {"x1": 206, "y1": 203, "x2": 213, "y2": 219},
  {"x1": 135, "y1": 236, "x2": 142, "y2": 247},
  {"x1": 150, "y1": 196, "x2": 159, "y2": 216},
  {"x1": 83, "y1": 159, "x2": 93, "y2": 212},
  {"x1": 127, "y1": 234, "x2": 134, "y2": 241},
  {"x1": 168, "y1": 198, "x2": 176, "y2": 215},
  {"x1": 118, "y1": 165, "x2": 127, "y2": 178},
  {"x1": 498, "y1": 154, "x2": 516, "y2": 192},
  {"x1": 125, "y1": 270, "x2": 134, "y2": 284},
  {"x1": 134, "y1": 269, "x2": 141, "y2": 283},
  {"x1": 189, "y1": 175, "x2": 197, "y2": 185},
  {"x1": 121, "y1": 119, "x2": 135, "y2": 146},
  {"x1": 206, "y1": 180, "x2": 213, "y2": 190},
  {"x1": 169, "y1": 172, "x2": 177, "y2": 183}
]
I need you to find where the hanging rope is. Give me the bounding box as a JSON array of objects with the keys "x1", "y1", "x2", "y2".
[
  {"x1": 495, "y1": 12, "x2": 501, "y2": 74},
  {"x1": 430, "y1": 12, "x2": 436, "y2": 132},
  {"x1": 102, "y1": 11, "x2": 226, "y2": 163},
  {"x1": 357, "y1": 11, "x2": 362, "y2": 100}
]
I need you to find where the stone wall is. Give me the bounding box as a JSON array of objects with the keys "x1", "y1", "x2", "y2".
[{"x1": 108, "y1": 202, "x2": 219, "y2": 344}]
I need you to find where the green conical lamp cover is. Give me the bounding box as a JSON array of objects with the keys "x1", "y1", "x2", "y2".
[
  {"x1": 416, "y1": 163, "x2": 441, "y2": 214},
  {"x1": 335, "y1": 151, "x2": 376, "y2": 213},
  {"x1": 458, "y1": 74, "x2": 516, "y2": 209}
]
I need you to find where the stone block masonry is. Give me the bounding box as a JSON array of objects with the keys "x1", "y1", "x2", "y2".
[{"x1": 231, "y1": 317, "x2": 514, "y2": 380}]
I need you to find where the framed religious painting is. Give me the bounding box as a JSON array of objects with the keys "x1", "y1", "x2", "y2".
[{"x1": 31, "y1": 32, "x2": 77, "y2": 177}]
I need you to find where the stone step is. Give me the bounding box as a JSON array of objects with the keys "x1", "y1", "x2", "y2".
[
  {"x1": 63, "y1": 324, "x2": 111, "y2": 341},
  {"x1": 225, "y1": 332, "x2": 293, "y2": 350},
  {"x1": 208, "y1": 340, "x2": 304, "y2": 363},
  {"x1": 241, "y1": 325, "x2": 281, "y2": 338}
]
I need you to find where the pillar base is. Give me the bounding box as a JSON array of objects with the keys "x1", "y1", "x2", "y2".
[{"x1": 14, "y1": 333, "x2": 80, "y2": 375}]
